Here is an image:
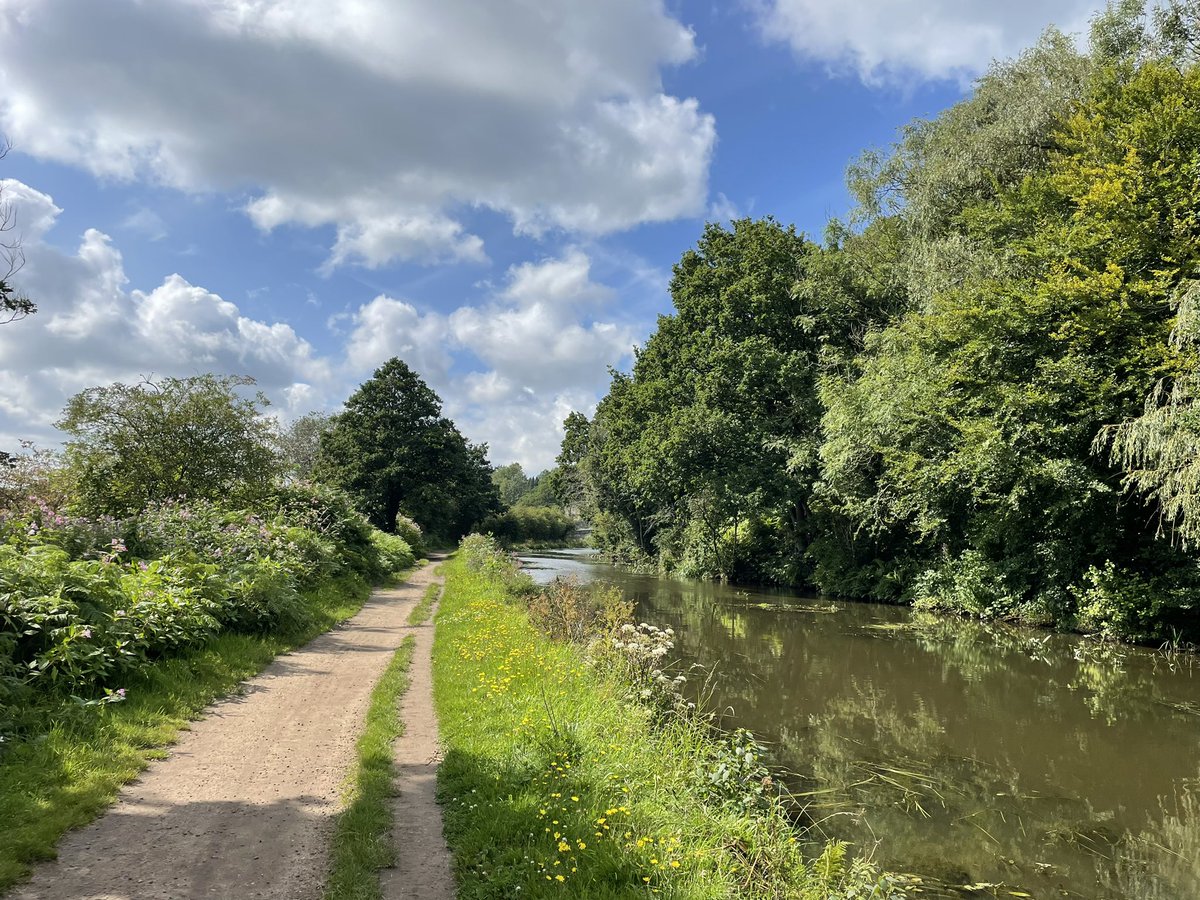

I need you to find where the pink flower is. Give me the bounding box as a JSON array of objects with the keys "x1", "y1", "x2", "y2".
[{"x1": 81, "y1": 628, "x2": 92, "y2": 639}]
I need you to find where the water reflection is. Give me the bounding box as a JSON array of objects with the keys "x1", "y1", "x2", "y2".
[{"x1": 519, "y1": 549, "x2": 1200, "y2": 899}]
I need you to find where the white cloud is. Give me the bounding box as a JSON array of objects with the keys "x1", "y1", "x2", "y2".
[
  {"x1": 344, "y1": 295, "x2": 452, "y2": 383},
  {"x1": 0, "y1": 181, "x2": 336, "y2": 443},
  {"x1": 753, "y1": 0, "x2": 1100, "y2": 84},
  {"x1": 449, "y1": 249, "x2": 635, "y2": 398},
  {"x1": 0, "y1": 180, "x2": 632, "y2": 475},
  {"x1": 0, "y1": 0, "x2": 715, "y2": 268}
]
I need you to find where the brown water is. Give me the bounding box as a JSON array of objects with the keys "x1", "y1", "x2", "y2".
[{"x1": 519, "y1": 549, "x2": 1200, "y2": 900}]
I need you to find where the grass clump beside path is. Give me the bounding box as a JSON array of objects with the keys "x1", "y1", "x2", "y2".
[
  {"x1": 407, "y1": 580, "x2": 441, "y2": 626},
  {"x1": 324, "y1": 634, "x2": 417, "y2": 900},
  {"x1": 433, "y1": 538, "x2": 905, "y2": 899}
]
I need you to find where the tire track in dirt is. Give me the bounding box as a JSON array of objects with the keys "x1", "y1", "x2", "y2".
[{"x1": 382, "y1": 582, "x2": 454, "y2": 900}]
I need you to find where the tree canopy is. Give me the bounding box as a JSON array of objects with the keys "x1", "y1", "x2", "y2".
[
  {"x1": 59, "y1": 374, "x2": 280, "y2": 516},
  {"x1": 316, "y1": 358, "x2": 499, "y2": 538},
  {"x1": 570, "y1": 1, "x2": 1200, "y2": 642}
]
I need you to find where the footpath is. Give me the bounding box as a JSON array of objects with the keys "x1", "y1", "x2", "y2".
[{"x1": 12, "y1": 562, "x2": 454, "y2": 900}]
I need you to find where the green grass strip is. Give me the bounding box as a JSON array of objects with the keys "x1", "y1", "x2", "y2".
[
  {"x1": 324, "y1": 633, "x2": 417, "y2": 900},
  {"x1": 431, "y1": 557, "x2": 895, "y2": 900},
  {"x1": 406, "y1": 582, "x2": 441, "y2": 626},
  {"x1": 0, "y1": 567, "x2": 417, "y2": 893}
]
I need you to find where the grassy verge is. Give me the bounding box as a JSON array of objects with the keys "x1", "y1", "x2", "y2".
[
  {"x1": 407, "y1": 581, "x2": 441, "y2": 626},
  {"x1": 0, "y1": 566, "x2": 417, "y2": 893},
  {"x1": 432, "y1": 555, "x2": 900, "y2": 899},
  {"x1": 324, "y1": 634, "x2": 417, "y2": 900}
]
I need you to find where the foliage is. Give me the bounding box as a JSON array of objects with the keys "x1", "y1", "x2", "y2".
[
  {"x1": 572, "y1": 3, "x2": 1200, "y2": 642},
  {"x1": 58, "y1": 374, "x2": 281, "y2": 516},
  {"x1": 1102, "y1": 282, "x2": 1200, "y2": 546},
  {"x1": 0, "y1": 486, "x2": 411, "y2": 710},
  {"x1": 278, "y1": 412, "x2": 332, "y2": 480},
  {"x1": 524, "y1": 578, "x2": 633, "y2": 647},
  {"x1": 479, "y1": 505, "x2": 575, "y2": 546},
  {"x1": 392, "y1": 513, "x2": 425, "y2": 556},
  {"x1": 491, "y1": 462, "x2": 536, "y2": 508},
  {"x1": 317, "y1": 358, "x2": 499, "y2": 538}
]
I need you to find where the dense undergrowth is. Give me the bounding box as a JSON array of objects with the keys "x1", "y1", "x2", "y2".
[
  {"x1": 433, "y1": 535, "x2": 907, "y2": 899},
  {"x1": 0, "y1": 480, "x2": 418, "y2": 890}
]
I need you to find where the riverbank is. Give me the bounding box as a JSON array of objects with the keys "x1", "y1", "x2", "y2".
[
  {"x1": 518, "y1": 547, "x2": 1200, "y2": 899},
  {"x1": 432, "y1": 537, "x2": 904, "y2": 898}
]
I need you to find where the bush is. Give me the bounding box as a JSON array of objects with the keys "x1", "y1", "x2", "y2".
[
  {"x1": 0, "y1": 484, "x2": 414, "y2": 709},
  {"x1": 367, "y1": 531, "x2": 415, "y2": 580},
  {"x1": 393, "y1": 513, "x2": 425, "y2": 555},
  {"x1": 525, "y1": 578, "x2": 633, "y2": 645}
]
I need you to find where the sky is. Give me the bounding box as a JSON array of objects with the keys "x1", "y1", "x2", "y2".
[{"x1": 0, "y1": 0, "x2": 1105, "y2": 474}]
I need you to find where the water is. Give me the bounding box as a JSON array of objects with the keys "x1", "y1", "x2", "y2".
[{"x1": 518, "y1": 549, "x2": 1200, "y2": 899}]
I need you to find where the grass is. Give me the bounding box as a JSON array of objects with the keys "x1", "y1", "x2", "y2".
[
  {"x1": 0, "y1": 565, "x2": 419, "y2": 893},
  {"x1": 324, "y1": 634, "x2": 417, "y2": 900},
  {"x1": 407, "y1": 581, "x2": 441, "y2": 626},
  {"x1": 431, "y1": 556, "x2": 900, "y2": 899}
]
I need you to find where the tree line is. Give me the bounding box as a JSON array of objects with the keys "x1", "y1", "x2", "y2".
[
  {"x1": 561, "y1": 1, "x2": 1200, "y2": 643},
  {"x1": 26, "y1": 357, "x2": 500, "y2": 543}
]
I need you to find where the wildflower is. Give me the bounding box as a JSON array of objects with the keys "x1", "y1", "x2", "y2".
[{"x1": 80, "y1": 628, "x2": 92, "y2": 639}]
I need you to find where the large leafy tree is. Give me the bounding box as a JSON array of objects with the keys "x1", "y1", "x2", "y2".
[
  {"x1": 59, "y1": 374, "x2": 280, "y2": 515},
  {"x1": 491, "y1": 462, "x2": 535, "y2": 508},
  {"x1": 815, "y1": 34, "x2": 1200, "y2": 634},
  {"x1": 583, "y1": 218, "x2": 899, "y2": 581},
  {"x1": 316, "y1": 358, "x2": 499, "y2": 537}
]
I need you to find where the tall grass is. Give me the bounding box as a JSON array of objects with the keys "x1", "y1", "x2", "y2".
[{"x1": 432, "y1": 546, "x2": 905, "y2": 898}]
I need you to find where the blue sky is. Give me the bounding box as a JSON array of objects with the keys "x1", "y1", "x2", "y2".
[{"x1": 0, "y1": 0, "x2": 1102, "y2": 472}]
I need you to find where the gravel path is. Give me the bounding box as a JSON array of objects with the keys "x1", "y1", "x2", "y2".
[{"x1": 12, "y1": 562, "x2": 450, "y2": 900}]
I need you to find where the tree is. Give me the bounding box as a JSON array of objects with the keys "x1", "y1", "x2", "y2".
[
  {"x1": 1102, "y1": 281, "x2": 1200, "y2": 546},
  {"x1": 491, "y1": 462, "x2": 535, "y2": 507},
  {"x1": 0, "y1": 142, "x2": 35, "y2": 325},
  {"x1": 316, "y1": 358, "x2": 499, "y2": 537},
  {"x1": 278, "y1": 412, "x2": 332, "y2": 479},
  {"x1": 59, "y1": 374, "x2": 281, "y2": 515}
]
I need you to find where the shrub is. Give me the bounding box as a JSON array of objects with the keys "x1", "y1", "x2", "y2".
[
  {"x1": 393, "y1": 513, "x2": 425, "y2": 555},
  {"x1": 525, "y1": 578, "x2": 632, "y2": 645},
  {"x1": 479, "y1": 506, "x2": 575, "y2": 545},
  {"x1": 367, "y1": 531, "x2": 415, "y2": 580}
]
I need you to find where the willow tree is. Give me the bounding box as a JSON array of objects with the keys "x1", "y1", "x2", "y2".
[{"x1": 1102, "y1": 282, "x2": 1200, "y2": 545}]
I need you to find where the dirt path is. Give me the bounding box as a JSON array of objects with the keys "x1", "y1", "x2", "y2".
[
  {"x1": 381, "y1": 584, "x2": 455, "y2": 900},
  {"x1": 13, "y1": 562, "x2": 451, "y2": 900}
]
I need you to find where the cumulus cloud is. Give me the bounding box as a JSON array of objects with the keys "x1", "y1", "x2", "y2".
[
  {"x1": 0, "y1": 0, "x2": 715, "y2": 268},
  {"x1": 344, "y1": 249, "x2": 637, "y2": 471},
  {"x1": 0, "y1": 180, "x2": 335, "y2": 444},
  {"x1": 344, "y1": 295, "x2": 452, "y2": 383},
  {"x1": 753, "y1": 0, "x2": 1100, "y2": 84},
  {"x1": 0, "y1": 180, "x2": 631, "y2": 473},
  {"x1": 450, "y1": 249, "x2": 634, "y2": 397}
]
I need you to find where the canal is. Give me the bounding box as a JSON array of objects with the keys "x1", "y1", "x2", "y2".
[{"x1": 519, "y1": 548, "x2": 1200, "y2": 899}]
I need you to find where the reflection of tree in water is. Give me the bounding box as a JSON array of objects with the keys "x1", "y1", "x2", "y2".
[
  {"x1": 605, "y1": 571, "x2": 1200, "y2": 898},
  {"x1": 776, "y1": 684, "x2": 1200, "y2": 899}
]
